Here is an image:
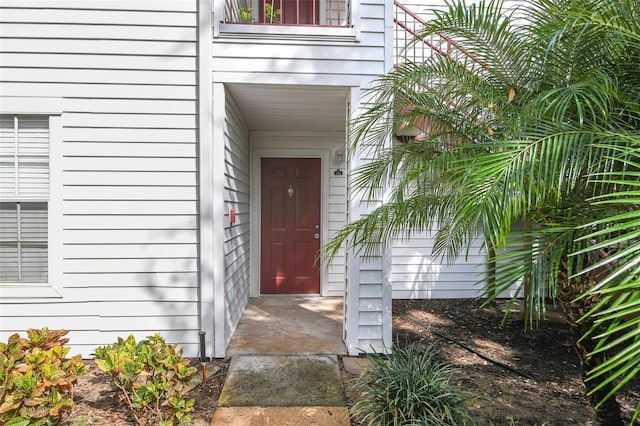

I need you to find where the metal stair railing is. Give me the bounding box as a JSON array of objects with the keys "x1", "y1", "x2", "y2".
[{"x1": 394, "y1": 1, "x2": 452, "y2": 66}]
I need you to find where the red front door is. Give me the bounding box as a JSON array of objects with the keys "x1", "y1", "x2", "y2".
[{"x1": 261, "y1": 157, "x2": 321, "y2": 294}]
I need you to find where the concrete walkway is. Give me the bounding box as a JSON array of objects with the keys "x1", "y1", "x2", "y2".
[
  {"x1": 225, "y1": 296, "x2": 348, "y2": 356},
  {"x1": 211, "y1": 297, "x2": 351, "y2": 425}
]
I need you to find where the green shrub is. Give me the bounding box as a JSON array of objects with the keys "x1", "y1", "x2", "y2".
[
  {"x1": 0, "y1": 328, "x2": 87, "y2": 426},
  {"x1": 94, "y1": 334, "x2": 197, "y2": 426},
  {"x1": 352, "y1": 343, "x2": 473, "y2": 426}
]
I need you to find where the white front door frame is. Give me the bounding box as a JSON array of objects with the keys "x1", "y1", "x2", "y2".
[{"x1": 250, "y1": 148, "x2": 331, "y2": 297}]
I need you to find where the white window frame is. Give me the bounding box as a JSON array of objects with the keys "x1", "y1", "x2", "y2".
[{"x1": 0, "y1": 98, "x2": 63, "y2": 299}]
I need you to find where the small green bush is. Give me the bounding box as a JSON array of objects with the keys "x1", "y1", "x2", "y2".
[
  {"x1": 352, "y1": 343, "x2": 473, "y2": 426},
  {"x1": 0, "y1": 328, "x2": 87, "y2": 426},
  {"x1": 94, "y1": 333, "x2": 197, "y2": 426}
]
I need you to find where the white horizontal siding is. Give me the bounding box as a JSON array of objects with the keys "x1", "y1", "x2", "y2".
[
  {"x1": 391, "y1": 231, "x2": 487, "y2": 299},
  {"x1": 63, "y1": 272, "x2": 198, "y2": 287},
  {"x1": 63, "y1": 172, "x2": 197, "y2": 186},
  {"x1": 223, "y1": 91, "x2": 251, "y2": 350},
  {"x1": 0, "y1": 1, "x2": 196, "y2": 11},
  {"x1": 0, "y1": 0, "x2": 199, "y2": 358},
  {"x1": 0, "y1": 8, "x2": 196, "y2": 26},
  {"x1": 63, "y1": 187, "x2": 198, "y2": 200},
  {"x1": 1, "y1": 53, "x2": 197, "y2": 72},
  {"x1": 63, "y1": 158, "x2": 196, "y2": 172},
  {"x1": 63, "y1": 229, "x2": 197, "y2": 244},
  {"x1": 62, "y1": 142, "x2": 196, "y2": 158},
  {"x1": 0, "y1": 69, "x2": 195, "y2": 86},
  {"x1": 0, "y1": 23, "x2": 197, "y2": 41},
  {"x1": 399, "y1": 0, "x2": 526, "y2": 23},
  {"x1": 63, "y1": 244, "x2": 198, "y2": 259},
  {"x1": 63, "y1": 128, "x2": 197, "y2": 142},
  {"x1": 63, "y1": 258, "x2": 198, "y2": 274},
  {"x1": 1, "y1": 83, "x2": 196, "y2": 99},
  {"x1": 1, "y1": 39, "x2": 196, "y2": 56}
]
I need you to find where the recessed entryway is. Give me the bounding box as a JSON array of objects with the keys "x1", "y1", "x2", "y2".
[{"x1": 226, "y1": 297, "x2": 347, "y2": 357}]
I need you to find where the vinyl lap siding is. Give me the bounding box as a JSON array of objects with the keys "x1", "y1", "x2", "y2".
[
  {"x1": 399, "y1": 0, "x2": 524, "y2": 21},
  {"x1": 223, "y1": 93, "x2": 251, "y2": 348},
  {"x1": 350, "y1": 0, "x2": 391, "y2": 353},
  {"x1": 327, "y1": 171, "x2": 347, "y2": 296},
  {"x1": 391, "y1": 233, "x2": 487, "y2": 299},
  {"x1": 214, "y1": 5, "x2": 387, "y2": 85},
  {"x1": 0, "y1": 0, "x2": 199, "y2": 357}
]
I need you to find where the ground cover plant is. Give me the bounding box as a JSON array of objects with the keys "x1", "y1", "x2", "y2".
[
  {"x1": 0, "y1": 328, "x2": 87, "y2": 425},
  {"x1": 353, "y1": 342, "x2": 473, "y2": 425},
  {"x1": 94, "y1": 334, "x2": 198, "y2": 426}
]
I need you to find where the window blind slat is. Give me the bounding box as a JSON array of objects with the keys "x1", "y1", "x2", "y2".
[
  {"x1": 0, "y1": 115, "x2": 49, "y2": 285},
  {"x1": 0, "y1": 115, "x2": 49, "y2": 198},
  {"x1": 0, "y1": 203, "x2": 18, "y2": 240},
  {"x1": 0, "y1": 243, "x2": 19, "y2": 282},
  {"x1": 0, "y1": 166, "x2": 16, "y2": 197},
  {"x1": 20, "y1": 244, "x2": 48, "y2": 282},
  {"x1": 20, "y1": 203, "x2": 47, "y2": 241}
]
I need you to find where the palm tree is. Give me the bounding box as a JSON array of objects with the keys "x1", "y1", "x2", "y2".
[{"x1": 325, "y1": 0, "x2": 640, "y2": 423}]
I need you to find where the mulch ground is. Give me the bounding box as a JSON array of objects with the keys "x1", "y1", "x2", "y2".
[{"x1": 342, "y1": 299, "x2": 640, "y2": 426}]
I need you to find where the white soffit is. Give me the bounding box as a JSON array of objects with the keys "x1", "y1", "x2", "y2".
[{"x1": 225, "y1": 83, "x2": 348, "y2": 132}]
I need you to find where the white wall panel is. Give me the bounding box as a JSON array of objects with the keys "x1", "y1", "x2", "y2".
[
  {"x1": 0, "y1": 83, "x2": 196, "y2": 100},
  {"x1": 391, "y1": 231, "x2": 487, "y2": 298},
  {"x1": 61, "y1": 142, "x2": 196, "y2": 158},
  {"x1": 0, "y1": 54, "x2": 197, "y2": 72},
  {"x1": 0, "y1": 39, "x2": 196, "y2": 56},
  {"x1": 222, "y1": 92, "x2": 252, "y2": 350},
  {"x1": 0, "y1": 8, "x2": 196, "y2": 26},
  {"x1": 62, "y1": 172, "x2": 197, "y2": 186},
  {"x1": 0, "y1": 0, "x2": 200, "y2": 357},
  {"x1": 0, "y1": 24, "x2": 197, "y2": 41},
  {"x1": 0, "y1": 1, "x2": 196, "y2": 11},
  {"x1": 63, "y1": 128, "x2": 197, "y2": 143}
]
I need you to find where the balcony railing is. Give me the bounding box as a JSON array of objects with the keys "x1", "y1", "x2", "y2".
[
  {"x1": 394, "y1": 1, "x2": 453, "y2": 66},
  {"x1": 225, "y1": 0, "x2": 350, "y2": 26},
  {"x1": 393, "y1": 1, "x2": 479, "y2": 68}
]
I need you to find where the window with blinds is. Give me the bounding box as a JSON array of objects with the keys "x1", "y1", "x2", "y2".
[{"x1": 0, "y1": 115, "x2": 49, "y2": 284}]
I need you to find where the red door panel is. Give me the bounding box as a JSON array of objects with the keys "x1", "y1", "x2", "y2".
[{"x1": 261, "y1": 158, "x2": 321, "y2": 294}]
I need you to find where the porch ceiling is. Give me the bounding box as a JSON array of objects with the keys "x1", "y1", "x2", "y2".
[{"x1": 225, "y1": 84, "x2": 349, "y2": 132}]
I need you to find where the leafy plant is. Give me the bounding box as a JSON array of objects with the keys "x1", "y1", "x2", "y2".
[
  {"x1": 264, "y1": 3, "x2": 281, "y2": 23},
  {"x1": 239, "y1": 7, "x2": 254, "y2": 23},
  {"x1": 352, "y1": 343, "x2": 473, "y2": 425},
  {"x1": 324, "y1": 0, "x2": 640, "y2": 422},
  {"x1": 0, "y1": 328, "x2": 87, "y2": 425},
  {"x1": 94, "y1": 334, "x2": 197, "y2": 426}
]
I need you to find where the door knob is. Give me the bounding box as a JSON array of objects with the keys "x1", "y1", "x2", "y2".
[{"x1": 314, "y1": 233, "x2": 320, "y2": 239}]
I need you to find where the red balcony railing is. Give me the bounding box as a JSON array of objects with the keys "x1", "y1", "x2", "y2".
[
  {"x1": 225, "y1": 0, "x2": 350, "y2": 26},
  {"x1": 394, "y1": 1, "x2": 481, "y2": 68},
  {"x1": 394, "y1": 1, "x2": 453, "y2": 66}
]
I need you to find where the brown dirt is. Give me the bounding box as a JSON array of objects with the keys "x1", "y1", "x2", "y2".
[
  {"x1": 63, "y1": 299, "x2": 640, "y2": 425},
  {"x1": 65, "y1": 358, "x2": 228, "y2": 425},
  {"x1": 342, "y1": 299, "x2": 640, "y2": 426}
]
